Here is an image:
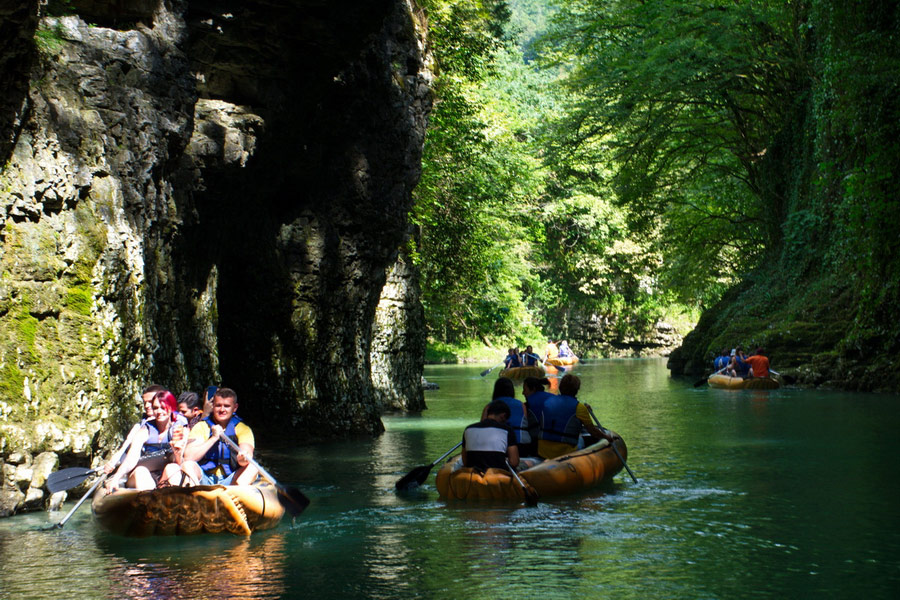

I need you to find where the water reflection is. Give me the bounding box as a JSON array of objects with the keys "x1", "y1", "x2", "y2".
[{"x1": 95, "y1": 532, "x2": 289, "y2": 599}]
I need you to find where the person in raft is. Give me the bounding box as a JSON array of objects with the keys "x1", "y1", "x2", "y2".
[
  {"x1": 490, "y1": 377, "x2": 537, "y2": 457},
  {"x1": 713, "y1": 348, "x2": 730, "y2": 372},
  {"x1": 181, "y1": 387, "x2": 258, "y2": 486},
  {"x1": 103, "y1": 383, "x2": 164, "y2": 475},
  {"x1": 535, "y1": 374, "x2": 612, "y2": 459},
  {"x1": 557, "y1": 340, "x2": 574, "y2": 358},
  {"x1": 544, "y1": 339, "x2": 559, "y2": 361},
  {"x1": 177, "y1": 391, "x2": 205, "y2": 430},
  {"x1": 106, "y1": 390, "x2": 189, "y2": 490},
  {"x1": 520, "y1": 345, "x2": 542, "y2": 367},
  {"x1": 503, "y1": 347, "x2": 523, "y2": 369},
  {"x1": 744, "y1": 347, "x2": 771, "y2": 378},
  {"x1": 462, "y1": 400, "x2": 520, "y2": 473}
]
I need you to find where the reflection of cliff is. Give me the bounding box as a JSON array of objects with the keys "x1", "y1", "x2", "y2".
[{"x1": 0, "y1": 0, "x2": 431, "y2": 464}]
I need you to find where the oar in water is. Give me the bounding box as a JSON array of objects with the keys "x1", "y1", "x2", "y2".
[
  {"x1": 217, "y1": 432, "x2": 310, "y2": 516},
  {"x1": 395, "y1": 441, "x2": 463, "y2": 490},
  {"x1": 480, "y1": 362, "x2": 505, "y2": 377},
  {"x1": 769, "y1": 369, "x2": 796, "y2": 385},
  {"x1": 586, "y1": 405, "x2": 638, "y2": 484},
  {"x1": 506, "y1": 460, "x2": 539, "y2": 506}
]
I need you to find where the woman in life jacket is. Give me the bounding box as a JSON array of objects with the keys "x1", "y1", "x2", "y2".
[
  {"x1": 107, "y1": 390, "x2": 189, "y2": 491},
  {"x1": 490, "y1": 377, "x2": 537, "y2": 457},
  {"x1": 535, "y1": 374, "x2": 609, "y2": 459}
]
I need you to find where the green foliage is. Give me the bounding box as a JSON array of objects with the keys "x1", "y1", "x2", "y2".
[
  {"x1": 34, "y1": 21, "x2": 66, "y2": 56},
  {"x1": 538, "y1": 0, "x2": 810, "y2": 305}
]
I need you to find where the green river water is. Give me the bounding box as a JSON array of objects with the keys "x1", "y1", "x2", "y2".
[{"x1": 1, "y1": 359, "x2": 898, "y2": 599}]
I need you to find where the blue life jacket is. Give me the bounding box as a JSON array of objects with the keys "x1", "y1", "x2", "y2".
[
  {"x1": 525, "y1": 391, "x2": 554, "y2": 442},
  {"x1": 497, "y1": 397, "x2": 530, "y2": 445},
  {"x1": 735, "y1": 356, "x2": 750, "y2": 377},
  {"x1": 714, "y1": 355, "x2": 728, "y2": 370},
  {"x1": 142, "y1": 420, "x2": 176, "y2": 456},
  {"x1": 521, "y1": 353, "x2": 541, "y2": 366},
  {"x1": 199, "y1": 414, "x2": 243, "y2": 475},
  {"x1": 558, "y1": 343, "x2": 573, "y2": 358},
  {"x1": 538, "y1": 394, "x2": 582, "y2": 446},
  {"x1": 505, "y1": 354, "x2": 522, "y2": 368}
]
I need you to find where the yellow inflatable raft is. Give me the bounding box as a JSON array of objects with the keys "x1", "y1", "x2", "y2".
[
  {"x1": 545, "y1": 356, "x2": 579, "y2": 367},
  {"x1": 435, "y1": 436, "x2": 627, "y2": 502},
  {"x1": 92, "y1": 483, "x2": 285, "y2": 536},
  {"x1": 707, "y1": 374, "x2": 781, "y2": 390},
  {"x1": 499, "y1": 365, "x2": 545, "y2": 379}
]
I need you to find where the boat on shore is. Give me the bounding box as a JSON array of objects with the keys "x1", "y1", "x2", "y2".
[
  {"x1": 91, "y1": 482, "x2": 285, "y2": 536},
  {"x1": 499, "y1": 365, "x2": 545, "y2": 379},
  {"x1": 435, "y1": 436, "x2": 626, "y2": 501},
  {"x1": 708, "y1": 374, "x2": 781, "y2": 390}
]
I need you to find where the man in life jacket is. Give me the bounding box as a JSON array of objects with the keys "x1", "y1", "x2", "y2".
[
  {"x1": 462, "y1": 400, "x2": 520, "y2": 472},
  {"x1": 520, "y1": 345, "x2": 542, "y2": 367},
  {"x1": 536, "y1": 374, "x2": 611, "y2": 459},
  {"x1": 182, "y1": 387, "x2": 258, "y2": 486}
]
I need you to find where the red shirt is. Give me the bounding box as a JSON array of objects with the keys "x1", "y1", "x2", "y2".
[{"x1": 745, "y1": 355, "x2": 770, "y2": 378}]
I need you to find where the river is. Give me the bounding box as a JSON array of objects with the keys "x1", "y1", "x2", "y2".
[{"x1": 1, "y1": 359, "x2": 898, "y2": 599}]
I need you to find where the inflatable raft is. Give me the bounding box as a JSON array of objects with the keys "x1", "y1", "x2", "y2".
[
  {"x1": 92, "y1": 483, "x2": 285, "y2": 536},
  {"x1": 435, "y1": 436, "x2": 627, "y2": 501},
  {"x1": 499, "y1": 365, "x2": 545, "y2": 379},
  {"x1": 708, "y1": 374, "x2": 781, "y2": 390},
  {"x1": 545, "y1": 356, "x2": 579, "y2": 367}
]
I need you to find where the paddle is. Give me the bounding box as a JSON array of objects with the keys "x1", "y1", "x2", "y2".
[
  {"x1": 46, "y1": 423, "x2": 147, "y2": 493},
  {"x1": 47, "y1": 431, "x2": 140, "y2": 529},
  {"x1": 46, "y1": 466, "x2": 102, "y2": 494},
  {"x1": 217, "y1": 432, "x2": 310, "y2": 516},
  {"x1": 506, "y1": 460, "x2": 539, "y2": 506},
  {"x1": 769, "y1": 369, "x2": 796, "y2": 385},
  {"x1": 586, "y1": 405, "x2": 638, "y2": 484},
  {"x1": 480, "y1": 362, "x2": 505, "y2": 377},
  {"x1": 395, "y1": 441, "x2": 463, "y2": 490}
]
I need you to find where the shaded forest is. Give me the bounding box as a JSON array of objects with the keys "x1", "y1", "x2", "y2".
[{"x1": 413, "y1": 0, "x2": 900, "y2": 390}]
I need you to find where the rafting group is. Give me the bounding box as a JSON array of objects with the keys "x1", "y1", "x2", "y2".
[
  {"x1": 397, "y1": 373, "x2": 635, "y2": 503},
  {"x1": 47, "y1": 384, "x2": 308, "y2": 536},
  {"x1": 497, "y1": 339, "x2": 580, "y2": 378},
  {"x1": 705, "y1": 346, "x2": 784, "y2": 389}
]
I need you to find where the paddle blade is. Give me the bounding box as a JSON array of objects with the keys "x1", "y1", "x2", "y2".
[
  {"x1": 479, "y1": 368, "x2": 491, "y2": 376},
  {"x1": 523, "y1": 487, "x2": 540, "y2": 507},
  {"x1": 277, "y1": 485, "x2": 311, "y2": 516},
  {"x1": 46, "y1": 467, "x2": 97, "y2": 494},
  {"x1": 693, "y1": 377, "x2": 708, "y2": 387},
  {"x1": 395, "y1": 464, "x2": 433, "y2": 490}
]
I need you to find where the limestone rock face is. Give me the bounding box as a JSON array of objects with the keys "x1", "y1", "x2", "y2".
[{"x1": 0, "y1": 0, "x2": 431, "y2": 516}]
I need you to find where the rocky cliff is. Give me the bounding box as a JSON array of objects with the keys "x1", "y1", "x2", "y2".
[{"x1": 0, "y1": 0, "x2": 431, "y2": 514}]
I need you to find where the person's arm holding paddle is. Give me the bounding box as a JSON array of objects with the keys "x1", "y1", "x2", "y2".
[
  {"x1": 580, "y1": 403, "x2": 613, "y2": 443},
  {"x1": 106, "y1": 426, "x2": 149, "y2": 491},
  {"x1": 183, "y1": 422, "x2": 222, "y2": 463}
]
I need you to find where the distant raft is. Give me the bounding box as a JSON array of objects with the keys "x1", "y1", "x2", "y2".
[
  {"x1": 435, "y1": 436, "x2": 627, "y2": 502},
  {"x1": 708, "y1": 374, "x2": 781, "y2": 390},
  {"x1": 499, "y1": 365, "x2": 545, "y2": 379},
  {"x1": 544, "y1": 356, "x2": 579, "y2": 367},
  {"x1": 92, "y1": 483, "x2": 285, "y2": 537}
]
